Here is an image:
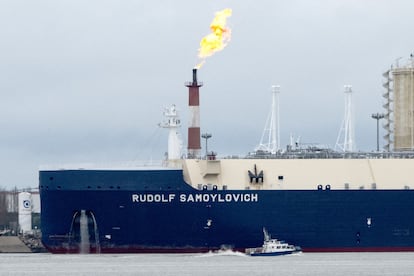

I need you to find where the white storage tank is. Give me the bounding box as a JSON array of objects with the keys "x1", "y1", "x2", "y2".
[{"x1": 18, "y1": 192, "x2": 32, "y2": 233}]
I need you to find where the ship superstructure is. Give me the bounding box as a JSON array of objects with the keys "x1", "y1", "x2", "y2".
[{"x1": 159, "y1": 104, "x2": 182, "y2": 161}]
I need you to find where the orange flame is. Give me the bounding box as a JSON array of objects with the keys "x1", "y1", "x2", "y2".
[{"x1": 196, "y1": 8, "x2": 232, "y2": 69}]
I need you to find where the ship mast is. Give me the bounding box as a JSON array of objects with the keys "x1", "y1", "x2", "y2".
[
  {"x1": 159, "y1": 105, "x2": 182, "y2": 160},
  {"x1": 335, "y1": 85, "x2": 356, "y2": 152},
  {"x1": 255, "y1": 85, "x2": 281, "y2": 154}
]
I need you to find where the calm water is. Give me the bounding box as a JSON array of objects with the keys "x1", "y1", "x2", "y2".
[{"x1": 1, "y1": 252, "x2": 413, "y2": 275}]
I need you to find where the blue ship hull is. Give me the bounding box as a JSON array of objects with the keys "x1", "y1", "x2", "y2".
[{"x1": 39, "y1": 169, "x2": 414, "y2": 253}]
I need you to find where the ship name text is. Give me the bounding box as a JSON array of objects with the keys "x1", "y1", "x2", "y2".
[{"x1": 131, "y1": 193, "x2": 258, "y2": 203}]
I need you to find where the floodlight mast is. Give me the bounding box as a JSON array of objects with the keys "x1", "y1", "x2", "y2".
[
  {"x1": 201, "y1": 133, "x2": 212, "y2": 159},
  {"x1": 372, "y1": 113, "x2": 385, "y2": 152}
]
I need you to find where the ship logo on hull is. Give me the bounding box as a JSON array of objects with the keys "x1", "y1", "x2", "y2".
[{"x1": 248, "y1": 164, "x2": 264, "y2": 183}]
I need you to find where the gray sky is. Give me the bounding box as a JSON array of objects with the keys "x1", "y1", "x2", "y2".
[{"x1": 1, "y1": 0, "x2": 413, "y2": 189}]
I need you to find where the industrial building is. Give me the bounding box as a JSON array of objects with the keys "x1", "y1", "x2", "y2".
[
  {"x1": 382, "y1": 56, "x2": 414, "y2": 151},
  {"x1": 393, "y1": 58, "x2": 414, "y2": 150},
  {"x1": 0, "y1": 189, "x2": 40, "y2": 235}
]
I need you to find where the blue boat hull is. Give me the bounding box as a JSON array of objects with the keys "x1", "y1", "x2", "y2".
[{"x1": 39, "y1": 169, "x2": 414, "y2": 253}]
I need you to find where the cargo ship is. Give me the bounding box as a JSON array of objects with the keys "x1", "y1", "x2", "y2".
[{"x1": 40, "y1": 67, "x2": 414, "y2": 253}]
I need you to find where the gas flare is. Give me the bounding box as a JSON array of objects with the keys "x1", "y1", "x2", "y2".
[{"x1": 196, "y1": 8, "x2": 232, "y2": 69}]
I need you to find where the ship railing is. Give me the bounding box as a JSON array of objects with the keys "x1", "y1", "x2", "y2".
[
  {"x1": 39, "y1": 160, "x2": 167, "y2": 170},
  {"x1": 244, "y1": 150, "x2": 414, "y2": 159}
]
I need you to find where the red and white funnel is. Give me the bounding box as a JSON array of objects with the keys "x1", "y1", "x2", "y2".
[{"x1": 185, "y1": 68, "x2": 203, "y2": 158}]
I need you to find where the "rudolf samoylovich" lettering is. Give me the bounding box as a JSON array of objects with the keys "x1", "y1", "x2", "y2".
[{"x1": 131, "y1": 193, "x2": 258, "y2": 203}]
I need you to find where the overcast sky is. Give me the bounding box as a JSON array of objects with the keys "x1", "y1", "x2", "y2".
[{"x1": 1, "y1": 0, "x2": 413, "y2": 189}]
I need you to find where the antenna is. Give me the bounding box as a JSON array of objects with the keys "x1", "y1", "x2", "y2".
[
  {"x1": 395, "y1": 57, "x2": 402, "y2": 67},
  {"x1": 335, "y1": 85, "x2": 356, "y2": 152},
  {"x1": 255, "y1": 85, "x2": 281, "y2": 154}
]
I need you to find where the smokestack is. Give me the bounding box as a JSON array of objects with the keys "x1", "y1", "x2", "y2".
[
  {"x1": 185, "y1": 68, "x2": 203, "y2": 158},
  {"x1": 192, "y1": 68, "x2": 197, "y2": 85}
]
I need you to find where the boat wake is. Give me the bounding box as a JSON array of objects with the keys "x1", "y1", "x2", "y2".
[{"x1": 194, "y1": 249, "x2": 247, "y2": 258}]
